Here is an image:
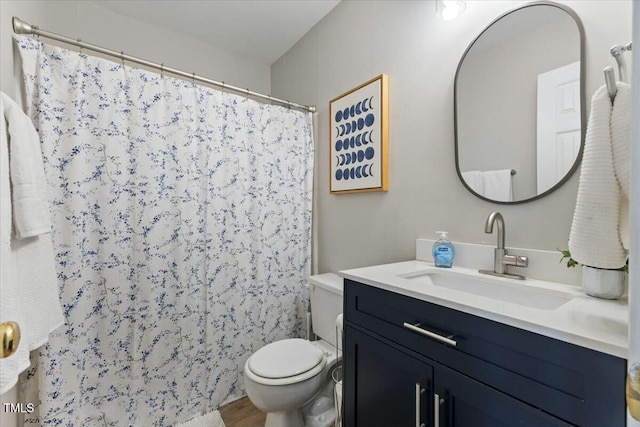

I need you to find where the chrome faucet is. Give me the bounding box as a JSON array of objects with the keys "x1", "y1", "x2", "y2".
[{"x1": 479, "y1": 211, "x2": 528, "y2": 280}]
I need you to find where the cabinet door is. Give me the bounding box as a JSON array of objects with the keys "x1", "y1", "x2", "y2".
[
  {"x1": 434, "y1": 365, "x2": 574, "y2": 427},
  {"x1": 344, "y1": 325, "x2": 434, "y2": 427}
]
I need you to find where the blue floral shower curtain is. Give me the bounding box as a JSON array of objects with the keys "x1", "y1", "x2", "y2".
[{"x1": 16, "y1": 36, "x2": 313, "y2": 426}]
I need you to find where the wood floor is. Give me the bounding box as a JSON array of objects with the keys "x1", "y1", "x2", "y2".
[{"x1": 219, "y1": 396, "x2": 267, "y2": 427}]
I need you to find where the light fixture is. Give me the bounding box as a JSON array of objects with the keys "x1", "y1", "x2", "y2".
[{"x1": 436, "y1": 0, "x2": 467, "y2": 21}]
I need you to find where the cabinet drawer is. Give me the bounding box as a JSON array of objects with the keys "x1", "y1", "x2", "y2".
[{"x1": 345, "y1": 279, "x2": 626, "y2": 426}]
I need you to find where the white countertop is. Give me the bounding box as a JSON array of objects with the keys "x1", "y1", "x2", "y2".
[{"x1": 339, "y1": 260, "x2": 629, "y2": 359}]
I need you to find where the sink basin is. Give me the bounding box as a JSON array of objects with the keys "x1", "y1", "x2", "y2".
[{"x1": 399, "y1": 268, "x2": 574, "y2": 310}]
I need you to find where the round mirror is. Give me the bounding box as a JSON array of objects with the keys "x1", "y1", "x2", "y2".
[{"x1": 455, "y1": 2, "x2": 585, "y2": 204}]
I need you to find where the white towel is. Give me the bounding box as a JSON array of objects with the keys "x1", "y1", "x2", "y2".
[
  {"x1": 462, "y1": 169, "x2": 513, "y2": 202},
  {"x1": 0, "y1": 93, "x2": 64, "y2": 395},
  {"x1": 482, "y1": 169, "x2": 513, "y2": 202},
  {"x1": 174, "y1": 410, "x2": 226, "y2": 427},
  {"x1": 569, "y1": 85, "x2": 627, "y2": 269},
  {"x1": 461, "y1": 171, "x2": 484, "y2": 195},
  {"x1": 0, "y1": 93, "x2": 51, "y2": 239},
  {"x1": 611, "y1": 82, "x2": 631, "y2": 249},
  {"x1": 0, "y1": 99, "x2": 30, "y2": 394}
]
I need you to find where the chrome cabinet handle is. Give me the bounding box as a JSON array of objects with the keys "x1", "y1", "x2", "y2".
[
  {"x1": 434, "y1": 393, "x2": 443, "y2": 427},
  {"x1": 403, "y1": 322, "x2": 457, "y2": 347},
  {"x1": 415, "y1": 383, "x2": 425, "y2": 427}
]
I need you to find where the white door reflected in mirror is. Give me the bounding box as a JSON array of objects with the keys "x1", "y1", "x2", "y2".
[{"x1": 536, "y1": 62, "x2": 581, "y2": 195}]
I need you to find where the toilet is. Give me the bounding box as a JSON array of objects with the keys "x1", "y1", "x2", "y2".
[{"x1": 244, "y1": 273, "x2": 343, "y2": 427}]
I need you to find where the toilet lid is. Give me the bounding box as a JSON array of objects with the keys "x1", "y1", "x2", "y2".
[{"x1": 248, "y1": 339, "x2": 324, "y2": 379}]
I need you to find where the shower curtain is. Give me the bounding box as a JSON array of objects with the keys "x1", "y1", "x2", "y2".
[{"x1": 16, "y1": 36, "x2": 314, "y2": 426}]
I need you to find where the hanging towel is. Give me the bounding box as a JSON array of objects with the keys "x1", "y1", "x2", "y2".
[
  {"x1": 0, "y1": 93, "x2": 51, "y2": 239},
  {"x1": 569, "y1": 85, "x2": 627, "y2": 269},
  {"x1": 0, "y1": 92, "x2": 64, "y2": 395},
  {"x1": 461, "y1": 171, "x2": 484, "y2": 195},
  {"x1": 462, "y1": 169, "x2": 513, "y2": 202},
  {"x1": 0, "y1": 98, "x2": 30, "y2": 395},
  {"x1": 482, "y1": 169, "x2": 513, "y2": 202},
  {"x1": 610, "y1": 82, "x2": 631, "y2": 249}
]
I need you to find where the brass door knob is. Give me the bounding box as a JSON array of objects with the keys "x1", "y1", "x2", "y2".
[{"x1": 0, "y1": 321, "x2": 21, "y2": 358}]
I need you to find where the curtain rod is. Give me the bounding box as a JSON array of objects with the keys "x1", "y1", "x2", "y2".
[{"x1": 12, "y1": 17, "x2": 316, "y2": 113}]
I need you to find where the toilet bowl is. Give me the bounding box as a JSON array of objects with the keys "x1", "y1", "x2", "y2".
[
  {"x1": 244, "y1": 339, "x2": 337, "y2": 427},
  {"x1": 243, "y1": 273, "x2": 343, "y2": 427}
]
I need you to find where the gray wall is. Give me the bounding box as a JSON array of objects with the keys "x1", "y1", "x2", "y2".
[
  {"x1": 0, "y1": 2, "x2": 271, "y2": 425},
  {"x1": 271, "y1": 0, "x2": 632, "y2": 274}
]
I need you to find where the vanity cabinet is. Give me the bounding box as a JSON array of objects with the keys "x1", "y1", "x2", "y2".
[
  {"x1": 434, "y1": 363, "x2": 572, "y2": 426},
  {"x1": 343, "y1": 279, "x2": 627, "y2": 427},
  {"x1": 346, "y1": 325, "x2": 434, "y2": 426}
]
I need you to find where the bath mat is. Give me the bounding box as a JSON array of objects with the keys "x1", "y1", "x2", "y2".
[{"x1": 174, "y1": 410, "x2": 226, "y2": 427}]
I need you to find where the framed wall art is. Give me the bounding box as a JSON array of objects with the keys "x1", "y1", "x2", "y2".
[{"x1": 329, "y1": 74, "x2": 388, "y2": 194}]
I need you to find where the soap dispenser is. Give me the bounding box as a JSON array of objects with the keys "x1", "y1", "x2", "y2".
[{"x1": 432, "y1": 231, "x2": 455, "y2": 268}]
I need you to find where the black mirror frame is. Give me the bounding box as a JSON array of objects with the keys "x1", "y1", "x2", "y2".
[{"x1": 454, "y1": 1, "x2": 586, "y2": 205}]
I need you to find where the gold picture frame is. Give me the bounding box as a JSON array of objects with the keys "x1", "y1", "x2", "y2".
[{"x1": 329, "y1": 74, "x2": 388, "y2": 194}]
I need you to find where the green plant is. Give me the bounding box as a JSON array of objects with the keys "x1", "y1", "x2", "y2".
[
  {"x1": 557, "y1": 248, "x2": 628, "y2": 272},
  {"x1": 558, "y1": 248, "x2": 579, "y2": 268}
]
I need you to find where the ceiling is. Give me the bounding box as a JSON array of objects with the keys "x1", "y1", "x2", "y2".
[{"x1": 90, "y1": 0, "x2": 341, "y2": 65}]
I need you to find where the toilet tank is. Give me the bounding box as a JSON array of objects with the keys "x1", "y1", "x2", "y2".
[{"x1": 308, "y1": 273, "x2": 343, "y2": 345}]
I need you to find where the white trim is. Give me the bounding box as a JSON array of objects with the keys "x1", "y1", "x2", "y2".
[{"x1": 627, "y1": 3, "x2": 639, "y2": 425}]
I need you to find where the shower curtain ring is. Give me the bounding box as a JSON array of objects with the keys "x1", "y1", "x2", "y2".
[
  {"x1": 246, "y1": 88, "x2": 250, "y2": 98},
  {"x1": 77, "y1": 38, "x2": 82, "y2": 54},
  {"x1": 120, "y1": 51, "x2": 125, "y2": 66},
  {"x1": 160, "y1": 63, "x2": 164, "y2": 78},
  {"x1": 192, "y1": 72, "x2": 196, "y2": 85}
]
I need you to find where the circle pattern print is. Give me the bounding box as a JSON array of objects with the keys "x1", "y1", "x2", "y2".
[{"x1": 331, "y1": 77, "x2": 385, "y2": 189}]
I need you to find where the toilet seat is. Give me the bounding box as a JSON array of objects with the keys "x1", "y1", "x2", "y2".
[{"x1": 245, "y1": 339, "x2": 327, "y2": 386}]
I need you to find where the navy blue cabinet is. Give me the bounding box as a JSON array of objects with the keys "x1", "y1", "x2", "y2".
[
  {"x1": 435, "y1": 364, "x2": 573, "y2": 427},
  {"x1": 345, "y1": 325, "x2": 434, "y2": 427},
  {"x1": 343, "y1": 279, "x2": 627, "y2": 427}
]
